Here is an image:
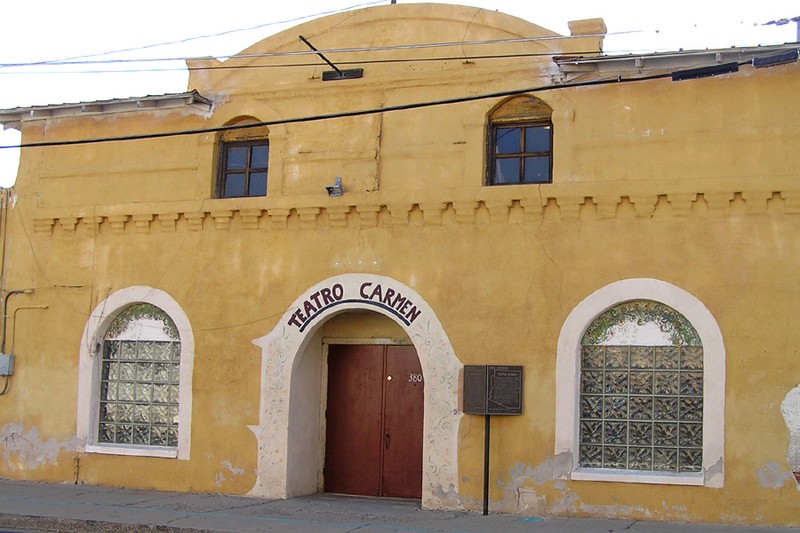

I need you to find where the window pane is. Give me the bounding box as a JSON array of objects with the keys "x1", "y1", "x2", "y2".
[
  {"x1": 525, "y1": 126, "x2": 550, "y2": 152},
  {"x1": 495, "y1": 127, "x2": 521, "y2": 154},
  {"x1": 251, "y1": 145, "x2": 269, "y2": 169},
  {"x1": 523, "y1": 156, "x2": 550, "y2": 183},
  {"x1": 495, "y1": 158, "x2": 520, "y2": 184},
  {"x1": 249, "y1": 172, "x2": 267, "y2": 196},
  {"x1": 99, "y1": 325, "x2": 180, "y2": 448},
  {"x1": 226, "y1": 146, "x2": 248, "y2": 170},
  {"x1": 224, "y1": 173, "x2": 246, "y2": 197},
  {"x1": 578, "y1": 340, "x2": 703, "y2": 474},
  {"x1": 151, "y1": 426, "x2": 169, "y2": 446}
]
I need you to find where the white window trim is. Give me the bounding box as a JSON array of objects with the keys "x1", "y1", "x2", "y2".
[
  {"x1": 555, "y1": 278, "x2": 725, "y2": 487},
  {"x1": 77, "y1": 286, "x2": 194, "y2": 460}
]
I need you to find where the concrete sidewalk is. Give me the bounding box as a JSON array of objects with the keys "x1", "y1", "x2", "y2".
[{"x1": 0, "y1": 479, "x2": 798, "y2": 533}]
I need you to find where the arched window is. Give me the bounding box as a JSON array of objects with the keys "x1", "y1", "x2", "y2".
[
  {"x1": 216, "y1": 119, "x2": 269, "y2": 198},
  {"x1": 486, "y1": 96, "x2": 553, "y2": 185},
  {"x1": 579, "y1": 300, "x2": 703, "y2": 473},
  {"x1": 555, "y1": 279, "x2": 725, "y2": 487},
  {"x1": 98, "y1": 303, "x2": 181, "y2": 448},
  {"x1": 78, "y1": 286, "x2": 194, "y2": 459}
]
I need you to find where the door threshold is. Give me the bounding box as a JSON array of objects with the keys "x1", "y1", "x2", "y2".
[{"x1": 318, "y1": 493, "x2": 421, "y2": 505}]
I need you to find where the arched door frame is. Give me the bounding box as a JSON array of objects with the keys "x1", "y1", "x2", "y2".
[{"x1": 249, "y1": 274, "x2": 463, "y2": 508}]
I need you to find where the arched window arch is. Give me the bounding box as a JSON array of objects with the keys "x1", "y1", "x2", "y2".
[
  {"x1": 555, "y1": 279, "x2": 725, "y2": 487},
  {"x1": 579, "y1": 300, "x2": 703, "y2": 474},
  {"x1": 486, "y1": 96, "x2": 553, "y2": 185},
  {"x1": 77, "y1": 287, "x2": 194, "y2": 459},
  {"x1": 215, "y1": 117, "x2": 270, "y2": 198},
  {"x1": 98, "y1": 303, "x2": 181, "y2": 448}
]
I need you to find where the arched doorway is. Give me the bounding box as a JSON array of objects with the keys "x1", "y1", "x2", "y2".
[{"x1": 248, "y1": 274, "x2": 463, "y2": 508}]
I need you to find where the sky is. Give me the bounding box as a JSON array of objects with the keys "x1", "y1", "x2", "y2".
[{"x1": 0, "y1": 0, "x2": 797, "y2": 186}]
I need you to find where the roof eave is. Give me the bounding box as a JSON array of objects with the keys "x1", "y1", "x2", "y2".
[
  {"x1": 554, "y1": 43, "x2": 800, "y2": 82},
  {"x1": 0, "y1": 90, "x2": 213, "y2": 131}
]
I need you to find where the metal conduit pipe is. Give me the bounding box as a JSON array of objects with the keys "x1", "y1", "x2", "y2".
[{"x1": 2, "y1": 289, "x2": 33, "y2": 354}]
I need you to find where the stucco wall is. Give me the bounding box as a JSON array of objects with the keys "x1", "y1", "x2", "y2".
[{"x1": 1, "y1": 2, "x2": 800, "y2": 527}]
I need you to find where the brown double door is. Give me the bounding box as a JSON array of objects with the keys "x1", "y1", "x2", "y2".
[{"x1": 324, "y1": 344, "x2": 424, "y2": 499}]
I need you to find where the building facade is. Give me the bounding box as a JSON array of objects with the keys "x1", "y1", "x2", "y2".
[{"x1": 1, "y1": 3, "x2": 800, "y2": 526}]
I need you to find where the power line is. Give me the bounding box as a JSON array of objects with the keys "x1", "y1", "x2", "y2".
[
  {"x1": 0, "y1": 50, "x2": 606, "y2": 76},
  {"x1": 18, "y1": 1, "x2": 389, "y2": 67},
  {"x1": 0, "y1": 32, "x2": 629, "y2": 70},
  {"x1": 3, "y1": 14, "x2": 792, "y2": 72},
  {"x1": 0, "y1": 71, "x2": 677, "y2": 151}
]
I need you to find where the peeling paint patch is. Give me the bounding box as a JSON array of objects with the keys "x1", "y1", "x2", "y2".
[
  {"x1": 660, "y1": 502, "x2": 690, "y2": 522},
  {"x1": 430, "y1": 483, "x2": 464, "y2": 509},
  {"x1": 781, "y1": 384, "x2": 800, "y2": 489},
  {"x1": 214, "y1": 460, "x2": 245, "y2": 487},
  {"x1": 500, "y1": 454, "x2": 576, "y2": 515},
  {"x1": 578, "y1": 502, "x2": 654, "y2": 521},
  {"x1": 704, "y1": 456, "x2": 724, "y2": 487},
  {"x1": 756, "y1": 461, "x2": 792, "y2": 489},
  {"x1": 500, "y1": 453, "x2": 573, "y2": 498},
  {"x1": 0, "y1": 424, "x2": 81, "y2": 471}
]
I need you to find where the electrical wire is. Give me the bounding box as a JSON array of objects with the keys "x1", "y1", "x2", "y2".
[
  {"x1": 0, "y1": 70, "x2": 679, "y2": 151},
  {"x1": 16, "y1": 0, "x2": 389, "y2": 67},
  {"x1": 0, "y1": 32, "x2": 630, "y2": 70},
  {"x1": 0, "y1": 50, "x2": 609, "y2": 76}
]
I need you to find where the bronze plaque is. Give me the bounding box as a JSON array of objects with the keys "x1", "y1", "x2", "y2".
[
  {"x1": 463, "y1": 365, "x2": 523, "y2": 415},
  {"x1": 463, "y1": 365, "x2": 488, "y2": 415},
  {"x1": 486, "y1": 366, "x2": 523, "y2": 415}
]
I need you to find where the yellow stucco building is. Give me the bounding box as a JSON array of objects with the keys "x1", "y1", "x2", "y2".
[{"x1": 1, "y1": 3, "x2": 800, "y2": 526}]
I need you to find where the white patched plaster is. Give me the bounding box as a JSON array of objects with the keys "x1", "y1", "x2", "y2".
[
  {"x1": 780, "y1": 384, "x2": 800, "y2": 487},
  {"x1": 603, "y1": 320, "x2": 676, "y2": 346},
  {"x1": 107, "y1": 318, "x2": 175, "y2": 342},
  {"x1": 756, "y1": 461, "x2": 793, "y2": 489},
  {"x1": 215, "y1": 460, "x2": 246, "y2": 487},
  {"x1": 1, "y1": 423, "x2": 81, "y2": 471},
  {"x1": 494, "y1": 455, "x2": 578, "y2": 515},
  {"x1": 499, "y1": 455, "x2": 574, "y2": 510},
  {"x1": 249, "y1": 273, "x2": 463, "y2": 509},
  {"x1": 510, "y1": 455, "x2": 690, "y2": 522}
]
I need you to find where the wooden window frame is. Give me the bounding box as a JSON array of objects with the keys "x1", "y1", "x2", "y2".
[
  {"x1": 487, "y1": 119, "x2": 552, "y2": 186},
  {"x1": 217, "y1": 139, "x2": 269, "y2": 198}
]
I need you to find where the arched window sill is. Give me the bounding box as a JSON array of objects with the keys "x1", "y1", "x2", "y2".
[
  {"x1": 84, "y1": 443, "x2": 179, "y2": 459},
  {"x1": 571, "y1": 468, "x2": 704, "y2": 486}
]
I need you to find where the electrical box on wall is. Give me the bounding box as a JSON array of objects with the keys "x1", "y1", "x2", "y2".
[{"x1": 0, "y1": 354, "x2": 14, "y2": 376}]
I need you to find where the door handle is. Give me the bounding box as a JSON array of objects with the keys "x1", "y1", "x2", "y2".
[{"x1": 385, "y1": 432, "x2": 390, "y2": 449}]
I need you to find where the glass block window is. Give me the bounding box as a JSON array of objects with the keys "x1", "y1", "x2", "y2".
[
  {"x1": 579, "y1": 300, "x2": 703, "y2": 474},
  {"x1": 218, "y1": 140, "x2": 268, "y2": 198},
  {"x1": 98, "y1": 303, "x2": 180, "y2": 448}
]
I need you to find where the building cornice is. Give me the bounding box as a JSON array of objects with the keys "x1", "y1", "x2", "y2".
[
  {"x1": 24, "y1": 179, "x2": 800, "y2": 236},
  {"x1": 555, "y1": 43, "x2": 799, "y2": 82},
  {"x1": 0, "y1": 91, "x2": 212, "y2": 131}
]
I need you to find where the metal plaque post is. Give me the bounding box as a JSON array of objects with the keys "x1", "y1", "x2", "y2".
[{"x1": 463, "y1": 365, "x2": 523, "y2": 516}]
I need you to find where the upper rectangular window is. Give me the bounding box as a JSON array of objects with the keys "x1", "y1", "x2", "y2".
[
  {"x1": 218, "y1": 140, "x2": 269, "y2": 198},
  {"x1": 486, "y1": 96, "x2": 553, "y2": 186},
  {"x1": 490, "y1": 123, "x2": 552, "y2": 185}
]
